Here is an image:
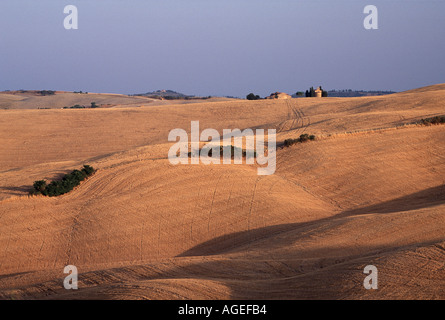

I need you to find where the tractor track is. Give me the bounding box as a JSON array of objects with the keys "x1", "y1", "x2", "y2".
[{"x1": 277, "y1": 100, "x2": 311, "y2": 136}]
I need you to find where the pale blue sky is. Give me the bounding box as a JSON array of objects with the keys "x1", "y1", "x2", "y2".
[{"x1": 0, "y1": 0, "x2": 444, "y2": 97}]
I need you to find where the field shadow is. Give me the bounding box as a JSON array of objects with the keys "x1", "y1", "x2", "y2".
[
  {"x1": 4, "y1": 186, "x2": 444, "y2": 300},
  {"x1": 340, "y1": 184, "x2": 445, "y2": 216},
  {"x1": 31, "y1": 237, "x2": 443, "y2": 300},
  {"x1": 177, "y1": 219, "x2": 327, "y2": 257},
  {"x1": 0, "y1": 185, "x2": 32, "y2": 194},
  {"x1": 179, "y1": 185, "x2": 445, "y2": 258},
  {"x1": 0, "y1": 171, "x2": 71, "y2": 195}
]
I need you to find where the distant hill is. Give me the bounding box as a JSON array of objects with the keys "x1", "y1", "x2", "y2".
[
  {"x1": 0, "y1": 90, "x2": 154, "y2": 109},
  {"x1": 326, "y1": 90, "x2": 396, "y2": 97},
  {"x1": 292, "y1": 89, "x2": 396, "y2": 98},
  {"x1": 132, "y1": 90, "x2": 210, "y2": 100},
  {"x1": 136, "y1": 89, "x2": 189, "y2": 98}
]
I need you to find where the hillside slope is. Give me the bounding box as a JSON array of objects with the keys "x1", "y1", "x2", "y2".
[{"x1": 0, "y1": 84, "x2": 444, "y2": 299}]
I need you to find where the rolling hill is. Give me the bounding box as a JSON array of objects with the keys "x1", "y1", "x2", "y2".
[{"x1": 0, "y1": 84, "x2": 444, "y2": 299}]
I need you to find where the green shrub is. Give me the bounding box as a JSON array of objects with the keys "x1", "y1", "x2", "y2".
[
  {"x1": 30, "y1": 180, "x2": 47, "y2": 195},
  {"x1": 63, "y1": 103, "x2": 101, "y2": 109},
  {"x1": 67, "y1": 104, "x2": 85, "y2": 109},
  {"x1": 219, "y1": 145, "x2": 257, "y2": 158},
  {"x1": 30, "y1": 165, "x2": 96, "y2": 197},
  {"x1": 38, "y1": 90, "x2": 55, "y2": 96},
  {"x1": 81, "y1": 165, "x2": 95, "y2": 176},
  {"x1": 284, "y1": 134, "x2": 316, "y2": 147},
  {"x1": 188, "y1": 146, "x2": 257, "y2": 159},
  {"x1": 246, "y1": 93, "x2": 261, "y2": 100},
  {"x1": 299, "y1": 134, "x2": 310, "y2": 142},
  {"x1": 419, "y1": 116, "x2": 445, "y2": 126}
]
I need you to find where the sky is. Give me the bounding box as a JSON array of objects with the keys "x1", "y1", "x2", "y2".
[{"x1": 0, "y1": 0, "x2": 444, "y2": 97}]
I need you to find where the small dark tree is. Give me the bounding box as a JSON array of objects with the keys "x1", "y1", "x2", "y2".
[
  {"x1": 299, "y1": 134, "x2": 310, "y2": 142},
  {"x1": 246, "y1": 93, "x2": 261, "y2": 100},
  {"x1": 32, "y1": 180, "x2": 47, "y2": 194},
  {"x1": 310, "y1": 87, "x2": 315, "y2": 97},
  {"x1": 306, "y1": 87, "x2": 314, "y2": 97},
  {"x1": 81, "y1": 165, "x2": 95, "y2": 176},
  {"x1": 283, "y1": 134, "x2": 316, "y2": 147},
  {"x1": 419, "y1": 116, "x2": 445, "y2": 126}
]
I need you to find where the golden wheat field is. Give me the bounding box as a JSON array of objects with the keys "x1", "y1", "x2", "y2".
[{"x1": 0, "y1": 84, "x2": 444, "y2": 300}]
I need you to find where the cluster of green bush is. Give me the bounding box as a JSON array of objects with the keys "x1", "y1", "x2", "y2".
[
  {"x1": 218, "y1": 145, "x2": 257, "y2": 158},
  {"x1": 161, "y1": 96, "x2": 212, "y2": 100},
  {"x1": 63, "y1": 102, "x2": 99, "y2": 109},
  {"x1": 246, "y1": 93, "x2": 261, "y2": 100},
  {"x1": 64, "y1": 104, "x2": 85, "y2": 109},
  {"x1": 30, "y1": 165, "x2": 96, "y2": 197},
  {"x1": 188, "y1": 145, "x2": 257, "y2": 158},
  {"x1": 419, "y1": 116, "x2": 445, "y2": 126},
  {"x1": 38, "y1": 90, "x2": 56, "y2": 96},
  {"x1": 184, "y1": 96, "x2": 212, "y2": 100},
  {"x1": 284, "y1": 134, "x2": 316, "y2": 147}
]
